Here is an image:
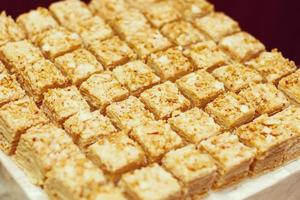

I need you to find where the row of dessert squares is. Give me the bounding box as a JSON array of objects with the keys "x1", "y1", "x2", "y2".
[{"x1": 4, "y1": 97, "x2": 300, "y2": 200}]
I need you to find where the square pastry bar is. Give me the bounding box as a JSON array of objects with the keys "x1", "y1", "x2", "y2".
[
  {"x1": 63, "y1": 110, "x2": 117, "y2": 150},
  {"x1": 199, "y1": 132, "x2": 256, "y2": 188},
  {"x1": 278, "y1": 69, "x2": 300, "y2": 105},
  {"x1": 0, "y1": 96, "x2": 48, "y2": 154},
  {"x1": 0, "y1": 11, "x2": 25, "y2": 46},
  {"x1": 87, "y1": 131, "x2": 146, "y2": 181},
  {"x1": 15, "y1": 123, "x2": 81, "y2": 185},
  {"x1": 162, "y1": 144, "x2": 217, "y2": 196}
]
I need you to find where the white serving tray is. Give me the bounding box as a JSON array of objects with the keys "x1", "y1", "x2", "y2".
[{"x1": 1, "y1": 150, "x2": 300, "y2": 200}]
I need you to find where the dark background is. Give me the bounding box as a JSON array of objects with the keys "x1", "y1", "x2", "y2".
[{"x1": 1, "y1": 0, "x2": 299, "y2": 64}]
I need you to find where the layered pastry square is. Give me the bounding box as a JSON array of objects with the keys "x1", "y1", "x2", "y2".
[
  {"x1": 64, "y1": 110, "x2": 117, "y2": 149},
  {"x1": 212, "y1": 63, "x2": 263, "y2": 92},
  {"x1": 174, "y1": 0, "x2": 214, "y2": 22},
  {"x1": 144, "y1": 1, "x2": 181, "y2": 28},
  {"x1": 183, "y1": 41, "x2": 230, "y2": 71},
  {"x1": 0, "y1": 73, "x2": 25, "y2": 107},
  {"x1": 54, "y1": 48, "x2": 103, "y2": 86},
  {"x1": 278, "y1": 70, "x2": 300, "y2": 105},
  {"x1": 125, "y1": 28, "x2": 172, "y2": 60},
  {"x1": 16, "y1": 59, "x2": 68, "y2": 103},
  {"x1": 119, "y1": 164, "x2": 182, "y2": 200},
  {"x1": 161, "y1": 20, "x2": 205, "y2": 46},
  {"x1": 42, "y1": 86, "x2": 90, "y2": 125},
  {"x1": 45, "y1": 153, "x2": 107, "y2": 200},
  {"x1": 110, "y1": 8, "x2": 150, "y2": 39},
  {"x1": 0, "y1": 40, "x2": 43, "y2": 72},
  {"x1": 0, "y1": 11, "x2": 25, "y2": 46},
  {"x1": 72, "y1": 16, "x2": 113, "y2": 44},
  {"x1": 239, "y1": 83, "x2": 290, "y2": 116},
  {"x1": 195, "y1": 12, "x2": 240, "y2": 41},
  {"x1": 147, "y1": 47, "x2": 192, "y2": 81},
  {"x1": 15, "y1": 123, "x2": 80, "y2": 185},
  {"x1": 265, "y1": 106, "x2": 300, "y2": 162},
  {"x1": 87, "y1": 36, "x2": 136, "y2": 69},
  {"x1": 49, "y1": 0, "x2": 92, "y2": 31},
  {"x1": 0, "y1": 96, "x2": 48, "y2": 154},
  {"x1": 176, "y1": 70, "x2": 225, "y2": 107},
  {"x1": 168, "y1": 107, "x2": 221, "y2": 144},
  {"x1": 16, "y1": 7, "x2": 58, "y2": 37},
  {"x1": 220, "y1": 32, "x2": 265, "y2": 62},
  {"x1": 235, "y1": 114, "x2": 298, "y2": 174},
  {"x1": 205, "y1": 92, "x2": 255, "y2": 130},
  {"x1": 80, "y1": 71, "x2": 129, "y2": 112},
  {"x1": 32, "y1": 27, "x2": 82, "y2": 60},
  {"x1": 140, "y1": 81, "x2": 190, "y2": 119},
  {"x1": 113, "y1": 60, "x2": 160, "y2": 95},
  {"x1": 199, "y1": 132, "x2": 256, "y2": 188},
  {"x1": 246, "y1": 49, "x2": 297, "y2": 84},
  {"x1": 126, "y1": 0, "x2": 158, "y2": 11},
  {"x1": 106, "y1": 96, "x2": 154, "y2": 132},
  {"x1": 130, "y1": 120, "x2": 183, "y2": 163},
  {"x1": 162, "y1": 144, "x2": 217, "y2": 196},
  {"x1": 87, "y1": 132, "x2": 146, "y2": 181}
]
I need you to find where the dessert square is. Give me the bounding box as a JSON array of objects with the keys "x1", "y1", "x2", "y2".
[
  {"x1": 32, "y1": 27, "x2": 82, "y2": 60},
  {"x1": 45, "y1": 153, "x2": 106, "y2": 200},
  {"x1": 235, "y1": 114, "x2": 297, "y2": 174},
  {"x1": 113, "y1": 60, "x2": 160, "y2": 95},
  {"x1": 269, "y1": 106, "x2": 300, "y2": 162},
  {"x1": 88, "y1": 0, "x2": 129, "y2": 21},
  {"x1": 278, "y1": 70, "x2": 300, "y2": 105},
  {"x1": 80, "y1": 71, "x2": 129, "y2": 112},
  {"x1": 54, "y1": 48, "x2": 103, "y2": 86},
  {"x1": 174, "y1": 0, "x2": 214, "y2": 21},
  {"x1": 212, "y1": 63, "x2": 263, "y2": 92},
  {"x1": 140, "y1": 81, "x2": 191, "y2": 119},
  {"x1": 126, "y1": 0, "x2": 158, "y2": 11},
  {"x1": 42, "y1": 86, "x2": 90, "y2": 125},
  {"x1": 111, "y1": 8, "x2": 150, "y2": 39},
  {"x1": 16, "y1": 7, "x2": 58, "y2": 37},
  {"x1": 0, "y1": 96, "x2": 48, "y2": 154},
  {"x1": 17, "y1": 59, "x2": 68, "y2": 103},
  {"x1": 87, "y1": 132, "x2": 146, "y2": 181},
  {"x1": 183, "y1": 41, "x2": 230, "y2": 71},
  {"x1": 0, "y1": 73, "x2": 25, "y2": 107},
  {"x1": 0, "y1": 40, "x2": 43, "y2": 72},
  {"x1": 147, "y1": 46, "x2": 193, "y2": 81},
  {"x1": 161, "y1": 20, "x2": 206, "y2": 46},
  {"x1": 63, "y1": 110, "x2": 117, "y2": 149},
  {"x1": 49, "y1": 0, "x2": 92, "y2": 31},
  {"x1": 130, "y1": 120, "x2": 183, "y2": 162},
  {"x1": 15, "y1": 123, "x2": 80, "y2": 185},
  {"x1": 199, "y1": 132, "x2": 256, "y2": 188},
  {"x1": 0, "y1": 61, "x2": 6, "y2": 73},
  {"x1": 162, "y1": 144, "x2": 217, "y2": 196},
  {"x1": 126, "y1": 28, "x2": 172, "y2": 59},
  {"x1": 144, "y1": 1, "x2": 181, "y2": 28},
  {"x1": 87, "y1": 36, "x2": 137, "y2": 69},
  {"x1": 106, "y1": 96, "x2": 154, "y2": 132},
  {"x1": 205, "y1": 92, "x2": 255, "y2": 130},
  {"x1": 246, "y1": 49, "x2": 297, "y2": 84},
  {"x1": 168, "y1": 107, "x2": 221, "y2": 144},
  {"x1": 219, "y1": 32, "x2": 266, "y2": 62},
  {"x1": 239, "y1": 83, "x2": 290, "y2": 116},
  {"x1": 0, "y1": 11, "x2": 25, "y2": 46},
  {"x1": 194, "y1": 12, "x2": 241, "y2": 41},
  {"x1": 176, "y1": 70, "x2": 225, "y2": 107},
  {"x1": 119, "y1": 163, "x2": 182, "y2": 200},
  {"x1": 72, "y1": 16, "x2": 114, "y2": 45},
  {"x1": 92, "y1": 184, "x2": 127, "y2": 200}
]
